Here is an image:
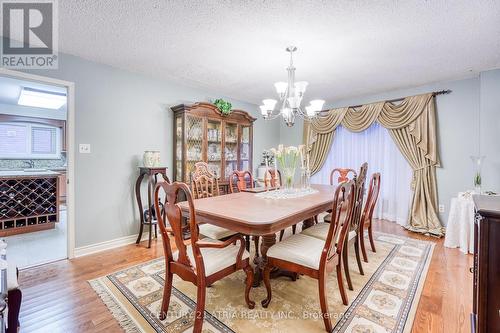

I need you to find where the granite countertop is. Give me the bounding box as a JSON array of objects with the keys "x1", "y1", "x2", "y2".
[
  {"x1": 0, "y1": 170, "x2": 61, "y2": 178},
  {"x1": 48, "y1": 167, "x2": 67, "y2": 171}
]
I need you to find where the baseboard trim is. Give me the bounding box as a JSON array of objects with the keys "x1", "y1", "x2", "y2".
[{"x1": 74, "y1": 233, "x2": 152, "y2": 258}]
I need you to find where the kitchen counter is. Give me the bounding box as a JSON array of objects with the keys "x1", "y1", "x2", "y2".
[
  {"x1": 48, "y1": 167, "x2": 67, "y2": 172},
  {"x1": 0, "y1": 170, "x2": 61, "y2": 178}
]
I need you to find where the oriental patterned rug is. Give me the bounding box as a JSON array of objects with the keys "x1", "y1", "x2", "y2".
[{"x1": 89, "y1": 232, "x2": 434, "y2": 333}]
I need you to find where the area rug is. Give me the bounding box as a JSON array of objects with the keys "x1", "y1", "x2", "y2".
[{"x1": 89, "y1": 232, "x2": 434, "y2": 333}]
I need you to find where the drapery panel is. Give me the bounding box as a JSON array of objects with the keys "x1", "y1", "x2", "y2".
[{"x1": 304, "y1": 93, "x2": 444, "y2": 236}]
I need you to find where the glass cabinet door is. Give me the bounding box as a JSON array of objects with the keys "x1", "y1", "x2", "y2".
[
  {"x1": 206, "y1": 119, "x2": 222, "y2": 179},
  {"x1": 175, "y1": 116, "x2": 183, "y2": 181},
  {"x1": 239, "y1": 125, "x2": 250, "y2": 171},
  {"x1": 224, "y1": 122, "x2": 238, "y2": 179},
  {"x1": 185, "y1": 115, "x2": 203, "y2": 182}
]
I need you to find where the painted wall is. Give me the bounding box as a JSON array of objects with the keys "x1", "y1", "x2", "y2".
[
  {"x1": 479, "y1": 69, "x2": 500, "y2": 194},
  {"x1": 15, "y1": 53, "x2": 279, "y2": 248},
  {"x1": 279, "y1": 74, "x2": 499, "y2": 224}
]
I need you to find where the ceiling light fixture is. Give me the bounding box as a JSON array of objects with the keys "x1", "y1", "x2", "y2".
[
  {"x1": 18, "y1": 87, "x2": 67, "y2": 110},
  {"x1": 259, "y1": 46, "x2": 325, "y2": 127}
]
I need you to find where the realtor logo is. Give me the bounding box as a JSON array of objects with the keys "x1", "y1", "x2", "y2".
[{"x1": 1, "y1": 0, "x2": 58, "y2": 69}]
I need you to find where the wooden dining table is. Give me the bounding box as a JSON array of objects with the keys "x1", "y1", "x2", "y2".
[{"x1": 178, "y1": 184, "x2": 337, "y2": 285}]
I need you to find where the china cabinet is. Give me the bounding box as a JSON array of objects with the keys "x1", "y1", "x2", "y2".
[{"x1": 171, "y1": 102, "x2": 256, "y2": 184}]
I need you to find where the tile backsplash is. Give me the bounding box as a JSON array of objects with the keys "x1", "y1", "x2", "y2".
[{"x1": 0, "y1": 153, "x2": 66, "y2": 170}]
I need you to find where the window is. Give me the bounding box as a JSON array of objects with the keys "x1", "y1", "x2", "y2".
[
  {"x1": 311, "y1": 123, "x2": 413, "y2": 225},
  {"x1": 0, "y1": 122, "x2": 61, "y2": 159}
]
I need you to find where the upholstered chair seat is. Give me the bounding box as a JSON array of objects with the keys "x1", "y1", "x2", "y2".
[
  {"x1": 266, "y1": 234, "x2": 325, "y2": 270},
  {"x1": 198, "y1": 224, "x2": 238, "y2": 240},
  {"x1": 301, "y1": 223, "x2": 357, "y2": 243},
  {"x1": 173, "y1": 238, "x2": 250, "y2": 276}
]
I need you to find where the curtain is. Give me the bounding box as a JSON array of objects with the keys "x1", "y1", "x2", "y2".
[
  {"x1": 311, "y1": 123, "x2": 413, "y2": 225},
  {"x1": 304, "y1": 93, "x2": 444, "y2": 236}
]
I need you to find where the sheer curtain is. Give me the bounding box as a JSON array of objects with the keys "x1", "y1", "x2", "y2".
[{"x1": 311, "y1": 122, "x2": 413, "y2": 225}]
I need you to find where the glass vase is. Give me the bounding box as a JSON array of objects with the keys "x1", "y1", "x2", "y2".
[
  {"x1": 282, "y1": 167, "x2": 296, "y2": 192},
  {"x1": 300, "y1": 167, "x2": 311, "y2": 190},
  {"x1": 470, "y1": 156, "x2": 485, "y2": 194}
]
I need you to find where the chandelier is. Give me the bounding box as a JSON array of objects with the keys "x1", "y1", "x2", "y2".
[{"x1": 259, "y1": 46, "x2": 325, "y2": 127}]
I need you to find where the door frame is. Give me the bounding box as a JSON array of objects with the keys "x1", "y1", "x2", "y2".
[{"x1": 0, "y1": 68, "x2": 76, "y2": 259}]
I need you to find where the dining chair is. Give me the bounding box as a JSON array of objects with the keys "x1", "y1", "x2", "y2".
[
  {"x1": 323, "y1": 167, "x2": 357, "y2": 223},
  {"x1": 263, "y1": 168, "x2": 282, "y2": 188},
  {"x1": 229, "y1": 170, "x2": 254, "y2": 193},
  {"x1": 338, "y1": 162, "x2": 369, "y2": 289},
  {"x1": 359, "y1": 173, "x2": 381, "y2": 262},
  {"x1": 192, "y1": 162, "x2": 237, "y2": 240},
  {"x1": 154, "y1": 181, "x2": 255, "y2": 333},
  {"x1": 230, "y1": 170, "x2": 260, "y2": 256},
  {"x1": 261, "y1": 180, "x2": 356, "y2": 332},
  {"x1": 192, "y1": 162, "x2": 220, "y2": 199},
  {"x1": 306, "y1": 162, "x2": 369, "y2": 291}
]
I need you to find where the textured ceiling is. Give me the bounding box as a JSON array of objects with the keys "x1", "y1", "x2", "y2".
[{"x1": 57, "y1": 0, "x2": 500, "y2": 104}]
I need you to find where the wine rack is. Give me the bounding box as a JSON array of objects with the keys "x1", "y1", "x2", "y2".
[{"x1": 0, "y1": 175, "x2": 59, "y2": 236}]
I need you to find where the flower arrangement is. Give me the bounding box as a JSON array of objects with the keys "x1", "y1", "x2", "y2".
[{"x1": 270, "y1": 144, "x2": 302, "y2": 189}]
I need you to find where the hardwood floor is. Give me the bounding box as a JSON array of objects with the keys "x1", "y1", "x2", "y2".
[{"x1": 17, "y1": 220, "x2": 472, "y2": 333}]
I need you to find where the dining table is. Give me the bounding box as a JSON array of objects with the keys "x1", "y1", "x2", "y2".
[{"x1": 178, "y1": 184, "x2": 337, "y2": 285}]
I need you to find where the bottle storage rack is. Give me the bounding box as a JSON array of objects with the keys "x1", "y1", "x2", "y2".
[{"x1": 0, "y1": 175, "x2": 59, "y2": 236}]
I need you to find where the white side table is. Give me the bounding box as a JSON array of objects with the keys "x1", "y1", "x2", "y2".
[{"x1": 444, "y1": 191, "x2": 475, "y2": 254}]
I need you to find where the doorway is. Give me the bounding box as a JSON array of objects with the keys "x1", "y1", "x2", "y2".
[{"x1": 0, "y1": 69, "x2": 75, "y2": 268}]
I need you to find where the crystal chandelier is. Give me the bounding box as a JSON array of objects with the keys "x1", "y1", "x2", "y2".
[{"x1": 259, "y1": 46, "x2": 325, "y2": 127}]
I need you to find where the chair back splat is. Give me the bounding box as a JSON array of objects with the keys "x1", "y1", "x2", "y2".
[
  {"x1": 350, "y1": 162, "x2": 368, "y2": 233},
  {"x1": 191, "y1": 162, "x2": 219, "y2": 199},
  {"x1": 324, "y1": 180, "x2": 356, "y2": 265},
  {"x1": 359, "y1": 172, "x2": 381, "y2": 259},
  {"x1": 363, "y1": 172, "x2": 381, "y2": 225},
  {"x1": 330, "y1": 168, "x2": 357, "y2": 186},
  {"x1": 230, "y1": 170, "x2": 254, "y2": 193},
  {"x1": 264, "y1": 168, "x2": 282, "y2": 188}
]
